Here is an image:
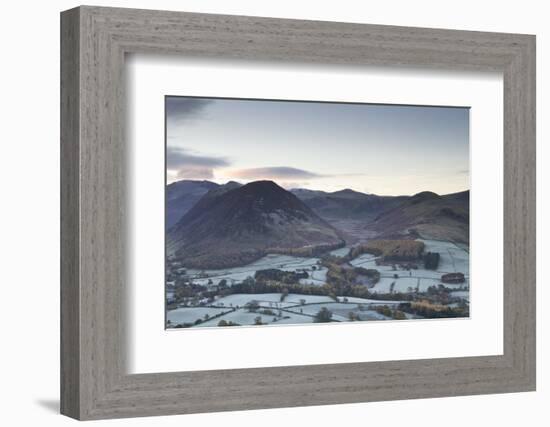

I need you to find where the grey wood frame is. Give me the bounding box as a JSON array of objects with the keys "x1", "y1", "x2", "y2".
[{"x1": 60, "y1": 5, "x2": 536, "y2": 421}]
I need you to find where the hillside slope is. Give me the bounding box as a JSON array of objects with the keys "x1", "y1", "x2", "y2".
[
  {"x1": 166, "y1": 180, "x2": 219, "y2": 229},
  {"x1": 366, "y1": 190, "x2": 470, "y2": 243},
  {"x1": 292, "y1": 188, "x2": 407, "y2": 221},
  {"x1": 167, "y1": 181, "x2": 344, "y2": 268}
]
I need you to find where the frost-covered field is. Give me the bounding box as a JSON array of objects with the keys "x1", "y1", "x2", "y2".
[
  {"x1": 214, "y1": 293, "x2": 286, "y2": 307},
  {"x1": 349, "y1": 253, "x2": 378, "y2": 267},
  {"x1": 329, "y1": 246, "x2": 351, "y2": 257},
  {"x1": 167, "y1": 307, "x2": 230, "y2": 324},
  {"x1": 362, "y1": 239, "x2": 470, "y2": 295},
  {"x1": 287, "y1": 301, "x2": 401, "y2": 322},
  {"x1": 195, "y1": 309, "x2": 312, "y2": 327},
  {"x1": 213, "y1": 293, "x2": 337, "y2": 308},
  {"x1": 166, "y1": 293, "x2": 408, "y2": 327},
  {"x1": 267, "y1": 313, "x2": 317, "y2": 325},
  {"x1": 335, "y1": 296, "x2": 398, "y2": 304},
  {"x1": 292, "y1": 300, "x2": 401, "y2": 323},
  {"x1": 187, "y1": 254, "x2": 322, "y2": 286},
  {"x1": 184, "y1": 239, "x2": 469, "y2": 295},
  {"x1": 202, "y1": 310, "x2": 265, "y2": 326},
  {"x1": 422, "y1": 239, "x2": 470, "y2": 275},
  {"x1": 299, "y1": 267, "x2": 327, "y2": 285},
  {"x1": 285, "y1": 294, "x2": 336, "y2": 305},
  {"x1": 168, "y1": 238, "x2": 469, "y2": 327}
]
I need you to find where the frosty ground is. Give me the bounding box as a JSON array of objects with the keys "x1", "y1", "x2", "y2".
[{"x1": 166, "y1": 239, "x2": 469, "y2": 328}]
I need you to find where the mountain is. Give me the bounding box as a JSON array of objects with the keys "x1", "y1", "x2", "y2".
[
  {"x1": 197, "y1": 180, "x2": 242, "y2": 201},
  {"x1": 366, "y1": 190, "x2": 470, "y2": 243},
  {"x1": 166, "y1": 180, "x2": 219, "y2": 229},
  {"x1": 167, "y1": 180, "x2": 344, "y2": 269},
  {"x1": 292, "y1": 188, "x2": 407, "y2": 221}
]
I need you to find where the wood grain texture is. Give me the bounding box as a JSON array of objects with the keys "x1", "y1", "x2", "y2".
[
  {"x1": 60, "y1": 7, "x2": 80, "y2": 419},
  {"x1": 60, "y1": 6, "x2": 536, "y2": 420}
]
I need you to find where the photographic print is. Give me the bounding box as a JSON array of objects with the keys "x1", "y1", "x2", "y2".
[{"x1": 165, "y1": 96, "x2": 470, "y2": 329}]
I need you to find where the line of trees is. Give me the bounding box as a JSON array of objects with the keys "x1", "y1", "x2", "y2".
[
  {"x1": 397, "y1": 301, "x2": 469, "y2": 318},
  {"x1": 254, "y1": 268, "x2": 309, "y2": 284},
  {"x1": 423, "y1": 252, "x2": 440, "y2": 270},
  {"x1": 313, "y1": 307, "x2": 333, "y2": 322},
  {"x1": 225, "y1": 274, "x2": 415, "y2": 302},
  {"x1": 268, "y1": 240, "x2": 346, "y2": 258}
]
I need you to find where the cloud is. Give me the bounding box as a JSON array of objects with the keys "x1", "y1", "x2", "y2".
[
  {"x1": 227, "y1": 166, "x2": 324, "y2": 181},
  {"x1": 166, "y1": 98, "x2": 213, "y2": 123},
  {"x1": 167, "y1": 147, "x2": 230, "y2": 180},
  {"x1": 176, "y1": 167, "x2": 215, "y2": 180},
  {"x1": 167, "y1": 147, "x2": 229, "y2": 169}
]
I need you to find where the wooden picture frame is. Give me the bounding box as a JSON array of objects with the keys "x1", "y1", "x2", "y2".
[{"x1": 60, "y1": 5, "x2": 536, "y2": 420}]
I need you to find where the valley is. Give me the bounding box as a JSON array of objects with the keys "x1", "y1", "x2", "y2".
[{"x1": 165, "y1": 180, "x2": 470, "y2": 329}]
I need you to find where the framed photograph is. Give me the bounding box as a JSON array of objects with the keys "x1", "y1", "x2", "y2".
[
  {"x1": 164, "y1": 96, "x2": 472, "y2": 329},
  {"x1": 61, "y1": 6, "x2": 536, "y2": 420}
]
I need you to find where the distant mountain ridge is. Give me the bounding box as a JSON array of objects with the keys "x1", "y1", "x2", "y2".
[
  {"x1": 167, "y1": 181, "x2": 344, "y2": 269},
  {"x1": 166, "y1": 179, "x2": 470, "y2": 267},
  {"x1": 291, "y1": 187, "x2": 407, "y2": 221},
  {"x1": 166, "y1": 180, "x2": 219, "y2": 229},
  {"x1": 367, "y1": 190, "x2": 470, "y2": 244}
]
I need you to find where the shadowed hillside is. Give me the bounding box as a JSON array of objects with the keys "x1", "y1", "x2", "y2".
[
  {"x1": 167, "y1": 181, "x2": 344, "y2": 269},
  {"x1": 292, "y1": 188, "x2": 407, "y2": 221},
  {"x1": 166, "y1": 180, "x2": 219, "y2": 229},
  {"x1": 366, "y1": 190, "x2": 470, "y2": 244}
]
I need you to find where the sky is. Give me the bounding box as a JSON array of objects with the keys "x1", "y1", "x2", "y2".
[{"x1": 166, "y1": 96, "x2": 469, "y2": 196}]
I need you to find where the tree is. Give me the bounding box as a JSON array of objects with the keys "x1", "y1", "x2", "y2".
[
  {"x1": 280, "y1": 288, "x2": 289, "y2": 302},
  {"x1": 376, "y1": 305, "x2": 392, "y2": 317},
  {"x1": 242, "y1": 276, "x2": 256, "y2": 287},
  {"x1": 392, "y1": 310, "x2": 406, "y2": 320},
  {"x1": 245, "y1": 300, "x2": 260, "y2": 312},
  {"x1": 424, "y1": 252, "x2": 440, "y2": 270},
  {"x1": 254, "y1": 316, "x2": 263, "y2": 325},
  {"x1": 218, "y1": 319, "x2": 241, "y2": 327},
  {"x1": 314, "y1": 307, "x2": 333, "y2": 323},
  {"x1": 218, "y1": 279, "x2": 228, "y2": 288}
]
